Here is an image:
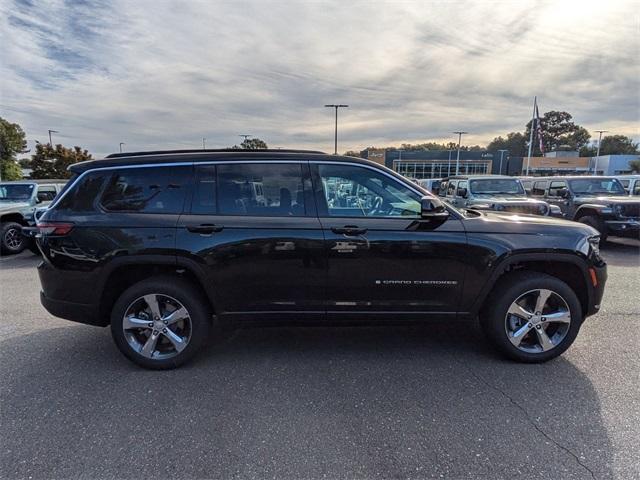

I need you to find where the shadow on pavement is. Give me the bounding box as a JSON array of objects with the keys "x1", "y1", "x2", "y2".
[{"x1": 0, "y1": 321, "x2": 613, "y2": 479}]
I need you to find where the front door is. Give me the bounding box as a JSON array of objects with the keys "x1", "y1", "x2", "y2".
[
  {"x1": 312, "y1": 162, "x2": 468, "y2": 320},
  {"x1": 177, "y1": 161, "x2": 325, "y2": 321}
]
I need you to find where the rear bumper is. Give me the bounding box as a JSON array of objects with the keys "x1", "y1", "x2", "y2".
[{"x1": 40, "y1": 291, "x2": 105, "y2": 326}]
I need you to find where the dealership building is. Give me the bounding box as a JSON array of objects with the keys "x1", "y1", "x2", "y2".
[
  {"x1": 360, "y1": 148, "x2": 638, "y2": 178},
  {"x1": 360, "y1": 148, "x2": 493, "y2": 179}
]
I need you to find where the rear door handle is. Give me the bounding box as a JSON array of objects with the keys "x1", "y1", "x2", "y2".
[
  {"x1": 331, "y1": 225, "x2": 368, "y2": 236},
  {"x1": 186, "y1": 224, "x2": 223, "y2": 234}
]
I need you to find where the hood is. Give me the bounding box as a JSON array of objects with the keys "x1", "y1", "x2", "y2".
[
  {"x1": 471, "y1": 195, "x2": 545, "y2": 204},
  {"x1": 463, "y1": 209, "x2": 597, "y2": 237},
  {"x1": 0, "y1": 200, "x2": 31, "y2": 212},
  {"x1": 574, "y1": 195, "x2": 640, "y2": 205}
]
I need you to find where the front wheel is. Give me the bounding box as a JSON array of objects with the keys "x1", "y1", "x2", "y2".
[
  {"x1": 110, "y1": 276, "x2": 211, "y2": 369},
  {"x1": 578, "y1": 215, "x2": 607, "y2": 242},
  {"x1": 480, "y1": 272, "x2": 583, "y2": 363}
]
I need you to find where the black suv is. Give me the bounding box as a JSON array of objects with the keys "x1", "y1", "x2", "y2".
[
  {"x1": 36, "y1": 150, "x2": 607, "y2": 369},
  {"x1": 528, "y1": 176, "x2": 640, "y2": 240}
]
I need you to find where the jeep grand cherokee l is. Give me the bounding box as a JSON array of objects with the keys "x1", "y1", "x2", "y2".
[{"x1": 35, "y1": 149, "x2": 607, "y2": 369}]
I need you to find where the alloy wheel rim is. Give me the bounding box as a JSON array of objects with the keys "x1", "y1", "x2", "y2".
[
  {"x1": 4, "y1": 228, "x2": 22, "y2": 249},
  {"x1": 504, "y1": 288, "x2": 571, "y2": 354},
  {"x1": 122, "y1": 294, "x2": 192, "y2": 360}
]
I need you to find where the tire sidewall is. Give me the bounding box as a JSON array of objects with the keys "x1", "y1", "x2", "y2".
[
  {"x1": 482, "y1": 272, "x2": 583, "y2": 363},
  {"x1": 1, "y1": 222, "x2": 26, "y2": 254},
  {"x1": 110, "y1": 277, "x2": 211, "y2": 369}
]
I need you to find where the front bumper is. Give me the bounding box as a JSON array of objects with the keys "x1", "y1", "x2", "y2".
[
  {"x1": 604, "y1": 219, "x2": 640, "y2": 238},
  {"x1": 587, "y1": 262, "x2": 607, "y2": 317}
]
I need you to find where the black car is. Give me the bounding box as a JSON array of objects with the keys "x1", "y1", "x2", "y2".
[
  {"x1": 35, "y1": 149, "x2": 607, "y2": 369},
  {"x1": 527, "y1": 176, "x2": 640, "y2": 240}
]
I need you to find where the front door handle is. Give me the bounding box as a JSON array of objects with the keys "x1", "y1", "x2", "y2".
[
  {"x1": 186, "y1": 224, "x2": 223, "y2": 234},
  {"x1": 331, "y1": 225, "x2": 367, "y2": 236}
]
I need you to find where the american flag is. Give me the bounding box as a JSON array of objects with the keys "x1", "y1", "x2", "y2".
[{"x1": 535, "y1": 102, "x2": 545, "y2": 155}]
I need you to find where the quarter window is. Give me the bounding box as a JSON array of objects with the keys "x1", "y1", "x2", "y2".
[
  {"x1": 101, "y1": 166, "x2": 189, "y2": 213},
  {"x1": 217, "y1": 163, "x2": 305, "y2": 216},
  {"x1": 57, "y1": 172, "x2": 109, "y2": 212},
  {"x1": 318, "y1": 164, "x2": 421, "y2": 217}
]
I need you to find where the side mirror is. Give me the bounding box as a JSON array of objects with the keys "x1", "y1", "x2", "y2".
[
  {"x1": 420, "y1": 196, "x2": 450, "y2": 220},
  {"x1": 558, "y1": 188, "x2": 569, "y2": 198},
  {"x1": 35, "y1": 197, "x2": 43, "y2": 204},
  {"x1": 457, "y1": 188, "x2": 468, "y2": 198}
]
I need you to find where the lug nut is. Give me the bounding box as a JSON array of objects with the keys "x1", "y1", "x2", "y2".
[
  {"x1": 162, "y1": 328, "x2": 167, "y2": 333},
  {"x1": 541, "y1": 317, "x2": 546, "y2": 321},
  {"x1": 148, "y1": 322, "x2": 153, "y2": 327},
  {"x1": 528, "y1": 323, "x2": 532, "y2": 327},
  {"x1": 163, "y1": 320, "x2": 168, "y2": 325},
  {"x1": 536, "y1": 325, "x2": 542, "y2": 330},
  {"x1": 153, "y1": 330, "x2": 158, "y2": 335}
]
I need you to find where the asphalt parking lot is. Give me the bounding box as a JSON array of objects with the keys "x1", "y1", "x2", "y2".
[{"x1": 1, "y1": 239, "x2": 638, "y2": 480}]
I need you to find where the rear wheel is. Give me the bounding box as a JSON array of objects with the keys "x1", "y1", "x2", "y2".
[
  {"x1": 110, "y1": 276, "x2": 211, "y2": 369},
  {"x1": 578, "y1": 215, "x2": 607, "y2": 242},
  {"x1": 480, "y1": 271, "x2": 582, "y2": 363},
  {"x1": 1, "y1": 222, "x2": 26, "y2": 254}
]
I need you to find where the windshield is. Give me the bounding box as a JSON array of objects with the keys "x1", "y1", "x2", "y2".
[
  {"x1": 469, "y1": 179, "x2": 524, "y2": 195},
  {"x1": 568, "y1": 178, "x2": 626, "y2": 195},
  {"x1": 0, "y1": 184, "x2": 34, "y2": 201}
]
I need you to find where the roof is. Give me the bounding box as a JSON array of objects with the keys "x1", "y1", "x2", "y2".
[
  {"x1": 442, "y1": 175, "x2": 516, "y2": 181},
  {"x1": 68, "y1": 149, "x2": 369, "y2": 174},
  {"x1": 0, "y1": 179, "x2": 68, "y2": 184},
  {"x1": 530, "y1": 176, "x2": 622, "y2": 181},
  {"x1": 104, "y1": 148, "x2": 325, "y2": 159}
]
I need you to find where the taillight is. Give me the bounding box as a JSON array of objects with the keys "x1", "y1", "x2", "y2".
[{"x1": 36, "y1": 222, "x2": 74, "y2": 235}]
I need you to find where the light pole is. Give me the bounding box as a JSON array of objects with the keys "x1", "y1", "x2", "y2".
[
  {"x1": 498, "y1": 149, "x2": 508, "y2": 175},
  {"x1": 202, "y1": 138, "x2": 206, "y2": 150},
  {"x1": 593, "y1": 130, "x2": 608, "y2": 175},
  {"x1": 447, "y1": 150, "x2": 452, "y2": 177},
  {"x1": 324, "y1": 104, "x2": 348, "y2": 155},
  {"x1": 48, "y1": 129, "x2": 59, "y2": 146},
  {"x1": 119, "y1": 142, "x2": 125, "y2": 153},
  {"x1": 453, "y1": 131, "x2": 468, "y2": 175}
]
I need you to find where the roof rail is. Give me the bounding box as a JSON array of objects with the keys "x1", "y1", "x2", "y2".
[{"x1": 105, "y1": 148, "x2": 326, "y2": 158}]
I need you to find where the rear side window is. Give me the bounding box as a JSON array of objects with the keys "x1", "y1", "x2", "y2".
[
  {"x1": 532, "y1": 181, "x2": 547, "y2": 196},
  {"x1": 217, "y1": 163, "x2": 305, "y2": 216},
  {"x1": 100, "y1": 166, "x2": 190, "y2": 213},
  {"x1": 56, "y1": 171, "x2": 108, "y2": 212},
  {"x1": 191, "y1": 165, "x2": 217, "y2": 214}
]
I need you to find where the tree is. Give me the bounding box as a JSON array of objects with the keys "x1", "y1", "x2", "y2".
[
  {"x1": 629, "y1": 159, "x2": 640, "y2": 173},
  {"x1": 232, "y1": 138, "x2": 268, "y2": 150},
  {"x1": 525, "y1": 111, "x2": 590, "y2": 155},
  {"x1": 487, "y1": 132, "x2": 527, "y2": 157},
  {"x1": 0, "y1": 117, "x2": 28, "y2": 180},
  {"x1": 598, "y1": 135, "x2": 639, "y2": 155},
  {"x1": 343, "y1": 150, "x2": 361, "y2": 157},
  {"x1": 29, "y1": 143, "x2": 92, "y2": 179}
]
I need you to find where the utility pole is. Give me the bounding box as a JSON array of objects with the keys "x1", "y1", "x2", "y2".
[
  {"x1": 48, "y1": 129, "x2": 59, "y2": 146},
  {"x1": 593, "y1": 130, "x2": 608, "y2": 175},
  {"x1": 119, "y1": 142, "x2": 125, "y2": 153},
  {"x1": 447, "y1": 150, "x2": 452, "y2": 177},
  {"x1": 324, "y1": 104, "x2": 348, "y2": 155},
  {"x1": 202, "y1": 138, "x2": 206, "y2": 150},
  {"x1": 453, "y1": 131, "x2": 468, "y2": 175},
  {"x1": 498, "y1": 149, "x2": 508, "y2": 175}
]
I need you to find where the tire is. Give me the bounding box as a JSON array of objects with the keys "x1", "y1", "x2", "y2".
[
  {"x1": 578, "y1": 215, "x2": 607, "y2": 242},
  {"x1": 1, "y1": 222, "x2": 26, "y2": 255},
  {"x1": 480, "y1": 271, "x2": 583, "y2": 363},
  {"x1": 110, "y1": 276, "x2": 211, "y2": 369}
]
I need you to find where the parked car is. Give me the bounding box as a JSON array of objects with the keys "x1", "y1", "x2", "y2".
[
  {"x1": 615, "y1": 175, "x2": 640, "y2": 196},
  {"x1": 0, "y1": 179, "x2": 67, "y2": 254},
  {"x1": 528, "y1": 176, "x2": 640, "y2": 240},
  {"x1": 438, "y1": 175, "x2": 555, "y2": 216},
  {"x1": 415, "y1": 178, "x2": 442, "y2": 195},
  {"x1": 35, "y1": 149, "x2": 606, "y2": 369}
]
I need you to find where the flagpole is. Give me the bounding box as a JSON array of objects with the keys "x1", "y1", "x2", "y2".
[{"x1": 526, "y1": 96, "x2": 536, "y2": 175}]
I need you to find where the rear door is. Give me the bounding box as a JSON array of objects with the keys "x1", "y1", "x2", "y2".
[{"x1": 176, "y1": 161, "x2": 325, "y2": 321}]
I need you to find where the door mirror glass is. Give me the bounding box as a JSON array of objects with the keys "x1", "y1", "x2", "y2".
[
  {"x1": 558, "y1": 188, "x2": 569, "y2": 198},
  {"x1": 457, "y1": 187, "x2": 468, "y2": 198},
  {"x1": 420, "y1": 196, "x2": 449, "y2": 219}
]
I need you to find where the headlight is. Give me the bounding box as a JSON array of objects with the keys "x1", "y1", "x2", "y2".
[
  {"x1": 588, "y1": 235, "x2": 601, "y2": 258},
  {"x1": 538, "y1": 204, "x2": 547, "y2": 215},
  {"x1": 494, "y1": 204, "x2": 505, "y2": 211}
]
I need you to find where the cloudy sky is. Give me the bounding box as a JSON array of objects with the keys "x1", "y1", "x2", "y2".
[{"x1": 1, "y1": 0, "x2": 638, "y2": 157}]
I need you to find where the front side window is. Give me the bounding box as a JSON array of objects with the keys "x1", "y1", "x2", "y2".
[
  {"x1": 318, "y1": 164, "x2": 421, "y2": 217},
  {"x1": 36, "y1": 186, "x2": 57, "y2": 202},
  {"x1": 446, "y1": 181, "x2": 457, "y2": 197},
  {"x1": 457, "y1": 181, "x2": 468, "y2": 196},
  {"x1": 217, "y1": 163, "x2": 305, "y2": 216},
  {"x1": 548, "y1": 181, "x2": 567, "y2": 197},
  {"x1": 568, "y1": 178, "x2": 626, "y2": 196},
  {"x1": 532, "y1": 181, "x2": 547, "y2": 196},
  {"x1": 469, "y1": 179, "x2": 524, "y2": 195},
  {"x1": 101, "y1": 166, "x2": 189, "y2": 213},
  {"x1": 633, "y1": 182, "x2": 640, "y2": 196}
]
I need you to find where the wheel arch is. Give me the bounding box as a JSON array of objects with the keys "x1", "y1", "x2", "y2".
[
  {"x1": 0, "y1": 213, "x2": 27, "y2": 225},
  {"x1": 471, "y1": 253, "x2": 592, "y2": 319},
  {"x1": 97, "y1": 256, "x2": 215, "y2": 326},
  {"x1": 574, "y1": 205, "x2": 604, "y2": 220}
]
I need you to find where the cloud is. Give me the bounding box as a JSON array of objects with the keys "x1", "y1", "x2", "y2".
[{"x1": 1, "y1": 0, "x2": 638, "y2": 157}]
